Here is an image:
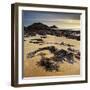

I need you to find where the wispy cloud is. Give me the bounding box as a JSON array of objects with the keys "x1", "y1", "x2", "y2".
[{"x1": 22, "y1": 11, "x2": 80, "y2": 30}]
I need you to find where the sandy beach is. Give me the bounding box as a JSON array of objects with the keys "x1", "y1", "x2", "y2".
[{"x1": 24, "y1": 35, "x2": 80, "y2": 77}]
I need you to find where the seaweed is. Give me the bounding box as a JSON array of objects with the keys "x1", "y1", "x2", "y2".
[
  {"x1": 27, "y1": 46, "x2": 76, "y2": 64},
  {"x1": 27, "y1": 46, "x2": 79, "y2": 71},
  {"x1": 37, "y1": 57, "x2": 59, "y2": 72}
]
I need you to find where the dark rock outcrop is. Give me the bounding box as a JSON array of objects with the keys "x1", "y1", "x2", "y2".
[{"x1": 24, "y1": 22, "x2": 80, "y2": 40}]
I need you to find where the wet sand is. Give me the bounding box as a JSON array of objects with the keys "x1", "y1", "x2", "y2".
[{"x1": 24, "y1": 35, "x2": 80, "y2": 77}]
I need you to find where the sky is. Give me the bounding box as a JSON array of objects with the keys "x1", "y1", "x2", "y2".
[{"x1": 22, "y1": 10, "x2": 80, "y2": 30}]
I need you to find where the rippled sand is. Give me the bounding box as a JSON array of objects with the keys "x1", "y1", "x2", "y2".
[{"x1": 24, "y1": 35, "x2": 80, "y2": 77}]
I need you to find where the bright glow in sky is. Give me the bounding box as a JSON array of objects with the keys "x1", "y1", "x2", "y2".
[{"x1": 22, "y1": 11, "x2": 80, "y2": 30}]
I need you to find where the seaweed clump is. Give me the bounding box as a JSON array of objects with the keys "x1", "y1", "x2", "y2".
[
  {"x1": 37, "y1": 57, "x2": 59, "y2": 72},
  {"x1": 27, "y1": 46, "x2": 79, "y2": 72}
]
